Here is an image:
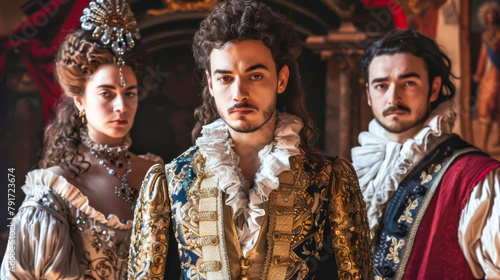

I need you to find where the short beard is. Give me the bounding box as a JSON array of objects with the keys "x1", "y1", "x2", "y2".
[
  {"x1": 375, "y1": 112, "x2": 429, "y2": 134},
  {"x1": 225, "y1": 105, "x2": 276, "y2": 133}
]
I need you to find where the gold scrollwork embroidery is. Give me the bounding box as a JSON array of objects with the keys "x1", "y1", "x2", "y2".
[
  {"x1": 198, "y1": 211, "x2": 217, "y2": 221},
  {"x1": 148, "y1": 0, "x2": 217, "y2": 15},
  {"x1": 197, "y1": 235, "x2": 219, "y2": 246},
  {"x1": 128, "y1": 164, "x2": 170, "y2": 280},
  {"x1": 330, "y1": 157, "x2": 373, "y2": 280},
  {"x1": 272, "y1": 256, "x2": 294, "y2": 266},
  {"x1": 276, "y1": 206, "x2": 295, "y2": 215},
  {"x1": 272, "y1": 232, "x2": 295, "y2": 242},
  {"x1": 199, "y1": 187, "x2": 218, "y2": 198},
  {"x1": 198, "y1": 260, "x2": 222, "y2": 272}
]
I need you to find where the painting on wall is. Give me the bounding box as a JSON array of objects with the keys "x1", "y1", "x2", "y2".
[{"x1": 469, "y1": 0, "x2": 500, "y2": 155}]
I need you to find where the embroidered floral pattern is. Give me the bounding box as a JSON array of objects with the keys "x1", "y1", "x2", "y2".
[
  {"x1": 372, "y1": 136, "x2": 471, "y2": 279},
  {"x1": 420, "y1": 171, "x2": 433, "y2": 185},
  {"x1": 386, "y1": 237, "x2": 405, "y2": 264},
  {"x1": 398, "y1": 199, "x2": 418, "y2": 224}
]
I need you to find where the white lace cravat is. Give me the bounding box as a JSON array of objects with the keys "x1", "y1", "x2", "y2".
[
  {"x1": 196, "y1": 112, "x2": 303, "y2": 256},
  {"x1": 352, "y1": 101, "x2": 457, "y2": 239}
]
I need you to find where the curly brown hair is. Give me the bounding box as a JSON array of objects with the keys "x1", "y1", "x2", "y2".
[
  {"x1": 192, "y1": 0, "x2": 324, "y2": 167},
  {"x1": 39, "y1": 29, "x2": 147, "y2": 175}
]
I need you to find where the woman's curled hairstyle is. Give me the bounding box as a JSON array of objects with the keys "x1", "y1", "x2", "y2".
[{"x1": 40, "y1": 29, "x2": 146, "y2": 175}]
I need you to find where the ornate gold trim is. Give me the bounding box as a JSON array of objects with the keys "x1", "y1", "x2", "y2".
[
  {"x1": 262, "y1": 155, "x2": 302, "y2": 280},
  {"x1": 198, "y1": 174, "x2": 231, "y2": 279},
  {"x1": 329, "y1": 157, "x2": 373, "y2": 279},
  {"x1": 147, "y1": 0, "x2": 217, "y2": 15},
  {"x1": 127, "y1": 163, "x2": 170, "y2": 280},
  {"x1": 394, "y1": 147, "x2": 479, "y2": 280}
]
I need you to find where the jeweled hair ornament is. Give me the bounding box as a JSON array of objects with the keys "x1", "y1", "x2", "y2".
[{"x1": 80, "y1": 0, "x2": 140, "y2": 86}]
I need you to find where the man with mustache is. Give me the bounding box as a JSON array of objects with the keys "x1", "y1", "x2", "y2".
[
  {"x1": 352, "y1": 29, "x2": 500, "y2": 279},
  {"x1": 128, "y1": 1, "x2": 373, "y2": 279}
]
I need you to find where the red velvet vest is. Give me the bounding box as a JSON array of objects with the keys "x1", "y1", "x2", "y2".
[{"x1": 403, "y1": 153, "x2": 500, "y2": 279}]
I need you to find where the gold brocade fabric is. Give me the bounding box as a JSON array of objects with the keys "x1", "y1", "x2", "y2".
[
  {"x1": 127, "y1": 148, "x2": 373, "y2": 280},
  {"x1": 329, "y1": 158, "x2": 374, "y2": 279},
  {"x1": 224, "y1": 203, "x2": 268, "y2": 279},
  {"x1": 128, "y1": 164, "x2": 170, "y2": 279}
]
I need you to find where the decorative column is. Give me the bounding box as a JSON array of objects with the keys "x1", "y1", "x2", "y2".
[{"x1": 307, "y1": 21, "x2": 373, "y2": 159}]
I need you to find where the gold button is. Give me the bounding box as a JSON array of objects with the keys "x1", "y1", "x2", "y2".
[
  {"x1": 238, "y1": 274, "x2": 251, "y2": 280},
  {"x1": 239, "y1": 257, "x2": 253, "y2": 270},
  {"x1": 273, "y1": 233, "x2": 280, "y2": 241}
]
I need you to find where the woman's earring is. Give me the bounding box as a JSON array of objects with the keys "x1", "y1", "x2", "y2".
[{"x1": 79, "y1": 110, "x2": 87, "y2": 130}]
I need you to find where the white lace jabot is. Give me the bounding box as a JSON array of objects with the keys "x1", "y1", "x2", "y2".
[
  {"x1": 196, "y1": 112, "x2": 303, "y2": 256},
  {"x1": 351, "y1": 101, "x2": 456, "y2": 239}
]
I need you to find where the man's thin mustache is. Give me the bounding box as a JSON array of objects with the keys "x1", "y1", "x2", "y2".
[
  {"x1": 228, "y1": 103, "x2": 258, "y2": 112},
  {"x1": 383, "y1": 105, "x2": 410, "y2": 116}
]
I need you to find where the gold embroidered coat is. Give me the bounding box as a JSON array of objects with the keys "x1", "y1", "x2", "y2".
[{"x1": 128, "y1": 147, "x2": 373, "y2": 280}]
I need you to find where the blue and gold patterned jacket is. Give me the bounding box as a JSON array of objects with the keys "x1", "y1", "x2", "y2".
[{"x1": 128, "y1": 147, "x2": 372, "y2": 280}]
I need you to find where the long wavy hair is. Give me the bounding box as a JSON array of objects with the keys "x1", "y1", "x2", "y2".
[
  {"x1": 192, "y1": 0, "x2": 324, "y2": 167},
  {"x1": 39, "y1": 29, "x2": 146, "y2": 176},
  {"x1": 361, "y1": 29, "x2": 457, "y2": 111}
]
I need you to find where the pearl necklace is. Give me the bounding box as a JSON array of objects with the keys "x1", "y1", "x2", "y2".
[{"x1": 81, "y1": 128, "x2": 132, "y2": 166}]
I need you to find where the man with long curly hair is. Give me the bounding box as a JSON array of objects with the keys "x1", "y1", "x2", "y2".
[
  {"x1": 128, "y1": 1, "x2": 373, "y2": 279},
  {"x1": 352, "y1": 29, "x2": 500, "y2": 279}
]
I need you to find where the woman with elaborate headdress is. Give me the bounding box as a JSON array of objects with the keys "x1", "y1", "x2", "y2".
[
  {"x1": 474, "y1": 1, "x2": 500, "y2": 151},
  {"x1": 1, "y1": 0, "x2": 162, "y2": 278}
]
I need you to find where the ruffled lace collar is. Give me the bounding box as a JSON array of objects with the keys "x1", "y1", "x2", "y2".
[
  {"x1": 196, "y1": 112, "x2": 303, "y2": 256},
  {"x1": 24, "y1": 169, "x2": 133, "y2": 230},
  {"x1": 351, "y1": 101, "x2": 456, "y2": 239}
]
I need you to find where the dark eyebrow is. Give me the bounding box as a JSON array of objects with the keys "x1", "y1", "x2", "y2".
[
  {"x1": 212, "y1": 64, "x2": 269, "y2": 75},
  {"x1": 370, "y1": 77, "x2": 389, "y2": 84},
  {"x1": 213, "y1": 69, "x2": 232, "y2": 75},
  {"x1": 245, "y1": 64, "x2": 269, "y2": 72},
  {"x1": 399, "y1": 73, "x2": 421, "y2": 79},
  {"x1": 97, "y1": 85, "x2": 116, "y2": 90},
  {"x1": 96, "y1": 85, "x2": 138, "y2": 90},
  {"x1": 370, "y1": 73, "x2": 421, "y2": 84}
]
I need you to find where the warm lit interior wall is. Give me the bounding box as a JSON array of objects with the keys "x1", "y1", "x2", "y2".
[{"x1": 435, "y1": 0, "x2": 462, "y2": 134}]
